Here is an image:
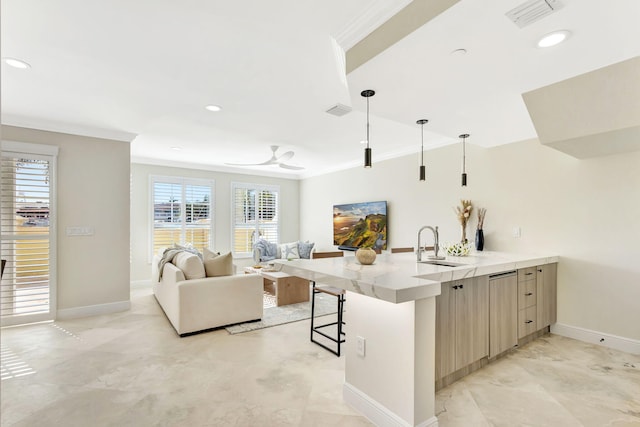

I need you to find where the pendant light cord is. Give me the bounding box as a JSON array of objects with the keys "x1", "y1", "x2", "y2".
[
  {"x1": 366, "y1": 97, "x2": 370, "y2": 149},
  {"x1": 462, "y1": 135, "x2": 466, "y2": 173},
  {"x1": 421, "y1": 123, "x2": 424, "y2": 165}
]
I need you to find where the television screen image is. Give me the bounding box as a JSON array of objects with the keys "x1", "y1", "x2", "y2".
[{"x1": 333, "y1": 201, "x2": 387, "y2": 250}]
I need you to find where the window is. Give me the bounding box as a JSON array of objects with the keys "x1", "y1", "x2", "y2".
[
  {"x1": 151, "y1": 176, "x2": 214, "y2": 257},
  {"x1": 232, "y1": 183, "x2": 279, "y2": 257},
  {"x1": 1, "y1": 142, "x2": 58, "y2": 326}
]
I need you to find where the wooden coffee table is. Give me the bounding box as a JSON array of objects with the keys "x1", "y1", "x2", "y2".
[{"x1": 245, "y1": 268, "x2": 310, "y2": 306}]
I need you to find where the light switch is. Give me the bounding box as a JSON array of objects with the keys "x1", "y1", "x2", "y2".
[
  {"x1": 512, "y1": 226, "x2": 521, "y2": 238},
  {"x1": 66, "y1": 226, "x2": 94, "y2": 236},
  {"x1": 356, "y1": 336, "x2": 366, "y2": 357}
]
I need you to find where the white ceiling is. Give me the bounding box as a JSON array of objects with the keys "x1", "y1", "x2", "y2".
[{"x1": 2, "y1": 0, "x2": 639, "y2": 178}]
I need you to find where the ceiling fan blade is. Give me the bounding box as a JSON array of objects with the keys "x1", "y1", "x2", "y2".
[
  {"x1": 276, "y1": 151, "x2": 294, "y2": 162},
  {"x1": 279, "y1": 163, "x2": 305, "y2": 170}
]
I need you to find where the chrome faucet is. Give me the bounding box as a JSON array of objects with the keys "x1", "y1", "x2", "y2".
[{"x1": 417, "y1": 225, "x2": 445, "y2": 261}]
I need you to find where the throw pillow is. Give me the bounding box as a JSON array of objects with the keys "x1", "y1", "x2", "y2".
[
  {"x1": 280, "y1": 242, "x2": 300, "y2": 259},
  {"x1": 204, "y1": 251, "x2": 234, "y2": 277},
  {"x1": 298, "y1": 241, "x2": 315, "y2": 259},
  {"x1": 172, "y1": 251, "x2": 206, "y2": 280},
  {"x1": 264, "y1": 241, "x2": 278, "y2": 259}
]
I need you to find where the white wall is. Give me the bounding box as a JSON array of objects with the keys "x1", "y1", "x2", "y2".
[
  {"x1": 2, "y1": 125, "x2": 131, "y2": 313},
  {"x1": 300, "y1": 139, "x2": 640, "y2": 341},
  {"x1": 130, "y1": 163, "x2": 300, "y2": 281}
]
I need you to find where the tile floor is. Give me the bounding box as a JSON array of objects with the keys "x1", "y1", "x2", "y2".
[{"x1": 1, "y1": 285, "x2": 639, "y2": 426}]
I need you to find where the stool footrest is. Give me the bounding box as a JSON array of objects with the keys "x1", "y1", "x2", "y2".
[
  {"x1": 310, "y1": 282, "x2": 346, "y2": 357},
  {"x1": 315, "y1": 286, "x2": 345, "y2": 297}
]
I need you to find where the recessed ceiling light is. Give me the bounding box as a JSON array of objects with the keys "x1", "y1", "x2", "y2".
[
  {"x1": 3, "y1": 57, "x2": 31, "y2": 69},
  {"x1": 537, "y1": 30, "x2": 570, "y2": 48},
  {"x1": 205, "y1": 105, "x2": 222, "y2": 112},
  {"x1": 451, "y1": 48, "x2": 467, "y2": 56},
  {"x1": 171, "y1": 146, "x2": 182, "y2": 151}
]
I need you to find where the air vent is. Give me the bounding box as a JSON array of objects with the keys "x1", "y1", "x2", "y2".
[
  {"x1": 326, "y1": 103, "x2": 352, "y2": 117},
  {"x1": 506, "y1": 0, "x2": 563, "y2": 28}
]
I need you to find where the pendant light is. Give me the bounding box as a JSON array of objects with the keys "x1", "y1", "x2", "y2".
[
  {"x1": 361, "y1": 89, "x2": 375, "y2": 168},
  {"x1": 416, "y1": 119, "x2": 428, "y2": 181},
  {"x1": 459, "y1": 133, "x2": 469, "y2": 186}
]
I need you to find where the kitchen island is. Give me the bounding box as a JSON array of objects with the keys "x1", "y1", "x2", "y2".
[{"x1": 274, "y1": 251, "x2": 558, "y2": 427}]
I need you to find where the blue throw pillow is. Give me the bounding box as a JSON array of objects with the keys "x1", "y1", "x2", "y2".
[
  {"x1": 298, "y1": 241, "x2": 315, "y2": 259},
  {"x1": 264, "y1": 241, "x2": 278, "y2": 258}
]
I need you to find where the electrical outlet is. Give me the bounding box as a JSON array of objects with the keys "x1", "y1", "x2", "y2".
[
  {"x1": 356, "y1": 336, "x2": 366, "y2": 357},
  {"x1": 512, "y1": 226, "x2": 521, "y2": 238}
]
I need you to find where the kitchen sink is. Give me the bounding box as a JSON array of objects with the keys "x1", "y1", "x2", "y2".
[{"x1": 418, "y1": 260, "x2": 467, "y2": 267}]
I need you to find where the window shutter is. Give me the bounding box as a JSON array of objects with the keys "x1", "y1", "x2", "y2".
[
  {"x1": 1, "y1": 155, "x2": 55, "y2": 325},
  {"x1": 151, "y1": 177, "x2": 213, "y2": 257},
  {"x1": 231, "y1": 183, "x2": 279, "y2": 256}
]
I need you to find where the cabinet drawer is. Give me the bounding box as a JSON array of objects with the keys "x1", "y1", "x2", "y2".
[
  {"x1": 517, "y1": 280, "x2": 537, "y2": 309},
  {"x1": 518, "y1": 267, "x2": 537, "y2": 282},
  {"x1": 518, "y1": 306, "x2": 537, "y2": 338}
]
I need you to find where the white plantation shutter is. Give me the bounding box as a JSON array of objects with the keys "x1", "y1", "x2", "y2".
[
  {"x1": 232, "y1": 183, "x2": 279, "y2": 257},
  {"x1": 151, "y1": 176, "x2": 213, "y2": 257},
  {"x1": 1, "y1": 143, "x2": 57, "y2": 326}
]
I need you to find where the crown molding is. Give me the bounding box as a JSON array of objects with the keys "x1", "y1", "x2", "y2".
[{"x1": 334, "y1": 0, "x2": 413, "y2": 51}]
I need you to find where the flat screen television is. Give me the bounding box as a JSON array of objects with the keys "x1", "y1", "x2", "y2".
[{"x1": 333, "y1": 201, "x2": 387, "y2": 250}]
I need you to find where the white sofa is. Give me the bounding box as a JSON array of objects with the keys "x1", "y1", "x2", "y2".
[
  {"x1": 252, "y1": 239, "x2": 315, "y2": 263},
  {"x1": 152, "y1": 255, "x2": 263, "y2": 336}
]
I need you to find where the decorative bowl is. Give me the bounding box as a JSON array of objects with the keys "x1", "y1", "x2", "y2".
[{"x1": 442, "y1": 242, "x2": 471, "y2": 257}]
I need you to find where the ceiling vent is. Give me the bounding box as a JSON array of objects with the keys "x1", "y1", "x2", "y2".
[
  {"x1": 326, "y1": 103, "x2": 352, "y2": 117},
  {"x1": 506, "y1": 0, "x2": 563, "y2": 28}
]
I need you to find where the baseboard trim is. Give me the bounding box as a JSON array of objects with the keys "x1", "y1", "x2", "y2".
[
  {"x1": 343, "y1": 382, "x2": 438, "y2": 427},
  {"x1": 56, "y1": 300, "x2": 130, "y2": 320},
  {"x1": 551, "y1": 323, "x2": 640, "y2": 355}
]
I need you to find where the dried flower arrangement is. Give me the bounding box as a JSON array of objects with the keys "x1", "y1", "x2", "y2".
[
  {"x1": 454, "y1": 199, "x2": 473, "y2": 243},
  {"x1": 477, "y1": 208, "x2": 486, "y2": 230}
]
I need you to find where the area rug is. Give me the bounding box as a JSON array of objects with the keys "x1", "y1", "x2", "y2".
[{"x1": 225, "y1": 292, "x2": 337, "y2": 334}]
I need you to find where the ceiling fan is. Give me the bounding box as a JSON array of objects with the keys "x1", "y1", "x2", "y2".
[{"x1": 225, "y1": 145, "x2": 304, "y2": 170}]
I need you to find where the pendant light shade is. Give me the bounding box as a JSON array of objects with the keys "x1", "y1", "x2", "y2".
[
  {"x1": 361, "y1": 89, "x2": 375, "y2": 168},
  {"x1": 417, "y1": 119, "x2": 428, "y2": 181},
  {"x1": 459, "y1": 133, "x2": 469, "y2": 187}
]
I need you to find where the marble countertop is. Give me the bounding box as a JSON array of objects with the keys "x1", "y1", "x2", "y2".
[{"x1": 273, "y1": 251, "x2": 559, "y2": 304}]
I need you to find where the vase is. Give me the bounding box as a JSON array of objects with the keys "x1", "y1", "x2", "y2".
[
  {"x1": 475, "y1": 229, "x2": 484, "y2": 251},
  {"x1": 460, "y1": 224, "x2": 468, "y2": 244},
  {"x1": 355, "y1": 247, "x2": 376, "y2": 265}
]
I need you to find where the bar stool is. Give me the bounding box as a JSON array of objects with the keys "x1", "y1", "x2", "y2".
[{"x1": 310, "y1": 281, "x2": 346, "y2": 356}]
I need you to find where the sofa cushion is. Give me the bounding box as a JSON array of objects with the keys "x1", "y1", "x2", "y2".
[
  {"x1": 204, "y1": 251, "x2": 234, "y2": 277},
  {"x1": 172, "y1": 251, "x2": 206, "y2": 280},
  {"x1": 298, "y1": 241, "x2": 315, "y2": 259},
  {"x1": 280, "y1": 242, "x2": 300, "y2": 259}
]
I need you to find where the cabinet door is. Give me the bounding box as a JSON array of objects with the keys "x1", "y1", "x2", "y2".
[
  {"x1": 489, "y1": 273, "x2": 518, "y2": 358},
  {"x1": 455, "y1": 276, "x2": 489, "y2": 369},
  {"x1": 435, "y1": 281, "x2": 456, "y2": 380},
  {"x1": 537, "y1": 263, "x2": 557, "y2": 328}
]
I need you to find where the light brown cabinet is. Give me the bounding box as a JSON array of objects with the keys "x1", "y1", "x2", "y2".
[
  {"x1": 489, "y1": 271, "x2": 518, "y2": 358},
  {"x1": 517, "y1": 263, "x2": 558, "y2": 339},
  {"x1": 517, "y1": 267, "x2": 538, "y2": 339},
  {"x1": 436, "y1": 263, "x2": 557, "y2": 388},
  {"x1": 435, "y1": 275, "x2": 489, "y2": 381},
  {"x1": 537, "y1": 263, "x2": 557, "y2": 328}
]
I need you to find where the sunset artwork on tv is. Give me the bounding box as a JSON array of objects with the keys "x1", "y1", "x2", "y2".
[{"x1": 333, "y1": 201, "x2": 387, "y2": 250}]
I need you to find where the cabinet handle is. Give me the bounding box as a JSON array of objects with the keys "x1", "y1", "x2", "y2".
[
  {"x1": 525, "y1": 272, "x2": 533, "y2": 276},
  {"x1": 537, "y1": 269, "x2": 542, "y2": 273},
  {"x1": 525, "y1": 320, "x2": 533, "y2": 324},
  {"x1": 452, "y1": 285, "x2": 458, "y2": 290},
  {"x1": 525, "y1": 292, "x2": 533, "y2": 296},
  {"x1": 459, "y1": 284, "x2": 464, "y2": 289}
]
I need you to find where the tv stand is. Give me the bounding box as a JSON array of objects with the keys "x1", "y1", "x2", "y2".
[{"x1": 338, "y1": 245, "x2": 358, "y2": 252}]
